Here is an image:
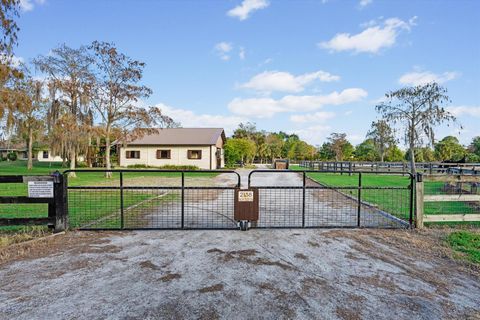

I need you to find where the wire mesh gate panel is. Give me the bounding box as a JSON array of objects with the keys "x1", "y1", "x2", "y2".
[
  {"x1": 65, "y1": 170, "x2": 240, "y2": 230},
  {"x1": 248, "y1": 170, "x2": 414, "y2": 228}
]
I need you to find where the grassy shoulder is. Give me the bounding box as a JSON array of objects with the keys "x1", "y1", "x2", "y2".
[{"x1": 447, "y1": 230, "x2": 480, "y2": 264}]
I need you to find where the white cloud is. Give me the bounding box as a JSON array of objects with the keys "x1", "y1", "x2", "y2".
[
  {"x1": 214, "y1": 42, "x2": 233, "y2": 61},
  {"x1": 359, "y1": 0, "x2": 372, "y2": 7},
  {"x1": 319, "y1": 16, "x2": 417, "y2": 54},
  {"x1": 240, "y1": 70, "x2": 340, "y2": 93},
  {"x1": 447, "y1": 106, "x2": 480, "y2": 118},
  {"x1": 289, "y1": 125, "x2": 332, "y2": 146},
  {"x1": 398, "y1": 70, "x2": 459, "y2": 86},
  {"x1": 227, "y1": 0, "x2": 269, "y2": 21},
  {"x1": 157, "y1": 103, "x2": 247, "y2": 135},
  {"x1": 239, "y1": 47, "x2": 246, "y2": 60},
  {"x1": 19, "y1": 0, "x2": 45, "y2": 12},
  {"x1": 290, "y1": 111, "x2": 336, "y2": 123},
  {"x1": 228, "y1": 88, "x2": 367, "y2": 118}
]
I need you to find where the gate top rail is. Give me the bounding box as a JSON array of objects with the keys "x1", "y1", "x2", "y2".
[
  {"x1": 248, "y1": 169, "x2": 414, "y2": 187},
  {"x1": 0, "y1": 175, "x2": 57, "y2": 183},
  {"x1": 63, "y1": 169, "x2": 241, "y2": 188}
]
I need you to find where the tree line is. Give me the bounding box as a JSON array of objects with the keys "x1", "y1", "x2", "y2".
[{"x1": 225, "y1": 120, "x2": 480, "y2": 167}]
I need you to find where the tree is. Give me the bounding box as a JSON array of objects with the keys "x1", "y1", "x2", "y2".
[
  {"x1": 376, "y1": 82, "x2": 456, "y2": 175},
  {"x1": 265, "y1": 133, "x2": 284, "y2": 162},
  {"x1": 327, "y1": 133, "x2": 353, "y2": 161},
  {"x1": 384, "y1": 145, "x2": 404, "y2": 162},
  {"x1": 34, "y1": 44, "x2": 94, "y2": 177},
  {"x1": 469, "y1": 136, "x2": 480, "y2": 157},
  {"x1": 224, "y1": 138, "x2": 256, "y2": 166},
  {"x1": 434, "y1": 136, "x2": 466, "y2": 162},
  {"x1": 13, "y1": 77, "x2": 46, "y2": 169},
  {"x1": 89, "y1": 41, "x2": 175, "y2": 176},
  {"x1": 318, "y1": 142, "x2": 335, "y2": 160},
  {"x1": 355, "y1": 139, "x2": 377, "y2": 161},
  {"x1": 0, "y1": 0, "x2": 19, "y2": 55},
  {"x1": 232, "y1": 122, "x2": 257, "y2": 139},
  {"x1": 366, "y1": 120, "x2": 396, "y2": 162}
]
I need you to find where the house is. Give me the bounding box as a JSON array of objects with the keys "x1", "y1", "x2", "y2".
[
  {"x1": 36, "y1": 150, "x2": 64, "y2": 162},
  {"x1": 118, "y1": 128, "x2": 226, "y2": 169}
]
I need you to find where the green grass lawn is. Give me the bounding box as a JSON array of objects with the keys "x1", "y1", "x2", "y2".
[
  {"x1": 447, "y1": 231, "x2": 480, "y2": 264},
  {"x1": 0, "y1": 161, "x2": 218, "y2": 231}
]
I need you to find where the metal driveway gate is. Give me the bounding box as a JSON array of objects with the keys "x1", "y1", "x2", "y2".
[
  {"x1": 65, "y1": 169, "x2": 240, "y2": 230},
  {"x1": 247, "y1": 170, "x2": 414, "y2": 229},
  {"x1": 64, "y1": 169, "x2": 414, "y2": 230}
]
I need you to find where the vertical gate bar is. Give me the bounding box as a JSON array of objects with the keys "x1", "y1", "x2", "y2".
[
  {"x1": 120, "y1": 171, "x2": 124, "y2": 229},
  {"x1": 357, "y1": 173, "x2": 362, "y2": 227},
  {"x1": 409, "y1": 173, "x2": 415, "y2": 227},
  {"x1": 302, "y1": 171, "x2": 306, "y2": 228},
  {"x1": 181, "y1": 171, "x2": 185, "y2": 229}
]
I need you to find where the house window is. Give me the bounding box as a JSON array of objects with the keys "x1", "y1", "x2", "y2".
[
  {"x1": 156, "y1": 149, "x2": 171, "y2": 159},
  {"x1": 187, "y1": 150, "x2": 202, "y2": 160},
  {"x1": 125, "y1": 150, "x2": 140, "y2": 159},
  {"x1": 43, "y1": 151, "x2": 49, "y2": 159}
]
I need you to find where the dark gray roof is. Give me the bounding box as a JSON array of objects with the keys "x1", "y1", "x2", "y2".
[{"x1": 125, "y1": 128, "x2": 225, "y2": 146}]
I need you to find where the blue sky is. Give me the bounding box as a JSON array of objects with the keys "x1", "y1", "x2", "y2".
[{"x1": 15, "y1": 0, "x2": 480, "y2": 147}]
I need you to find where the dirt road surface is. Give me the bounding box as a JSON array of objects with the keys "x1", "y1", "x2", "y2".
[{"x1": 1, "y1": 229, "x2": 479, "y2": 319}]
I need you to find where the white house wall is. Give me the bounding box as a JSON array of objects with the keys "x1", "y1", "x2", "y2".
[
  {"x1": 37, "y1": 150, "x2": 64, "y2": 162},
  {"x1": 119, "y1": 145, "x2": 219, "y2": 169}
]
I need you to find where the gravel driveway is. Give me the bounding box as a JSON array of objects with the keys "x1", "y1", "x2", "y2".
[{"x1": 1, "y1": 229, "x2": 478, "y2": 319}]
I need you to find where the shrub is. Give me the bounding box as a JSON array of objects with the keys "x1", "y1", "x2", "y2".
[
  {"x1": 76, "y1": 161, "x2": 88, "y2": 168},
  {"x1": 127, "y1": 164, "x2": 149, "y2": 168},
  {"x1": 7, "y1": 152, "x2": 17, "y2": 161},
  {"x1": 126, "y1": 164, "x2": 199, "y2": 170}
]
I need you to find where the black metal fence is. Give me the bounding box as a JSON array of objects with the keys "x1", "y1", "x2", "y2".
[
  {"x1": 65, "y1": 169, "x2": 241, "y2": 230},
  {"x1": 248, "y1": 170, "x2": 414, "y2": 228}
]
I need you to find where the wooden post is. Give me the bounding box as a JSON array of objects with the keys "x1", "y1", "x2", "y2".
[
  {"x1": 52, "y1": 172, "x2": 68, "y2": 232},
  {"x1": 415, "y1": 173, "x2": 424, "y2": 229}
]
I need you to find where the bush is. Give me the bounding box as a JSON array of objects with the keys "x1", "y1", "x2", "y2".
[
  {"x1": 76, "y1": 161, "x2": 88, "y2": 168},
  {"x1": 126, "y1": 164, "x2": 199, "y2": 170},
  {"x1": 127, "y1": 164, "x2": 149, "y2": 168},
  {"x1": 7, "y1": 152, "x2": 17, "y2": 161}
]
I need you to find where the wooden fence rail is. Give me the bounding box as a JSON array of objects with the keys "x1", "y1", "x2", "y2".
[
  {"x1": 415, "y1": 173, "x2": 480, "y2": 228},
  {"x1": 0, "y1": 172, "x2": 67, "y2": 232}
]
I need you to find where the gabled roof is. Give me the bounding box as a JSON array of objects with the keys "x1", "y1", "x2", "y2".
[{"x1": 124, "y1": 128, "x2": 226, "y2": 146}]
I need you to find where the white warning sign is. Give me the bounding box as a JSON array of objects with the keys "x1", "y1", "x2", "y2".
[
  {"x1": 28, "y1": 181, "x2": 54, "y2": 198},
  {"x1": 238, "y1": 190, "x2": 254, "y2": 202}
]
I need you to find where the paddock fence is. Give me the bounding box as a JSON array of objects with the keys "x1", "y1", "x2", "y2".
[
  {"x1": 416, "y1": 174, "x2": 480, "y2": 227},
  {"x1": 299, "y1": 160, "x2": 480, "y2": 175}
]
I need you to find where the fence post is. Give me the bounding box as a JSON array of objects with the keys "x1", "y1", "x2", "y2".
[
  {"x1": 302, "y1": 172, "x2": 306, "y2": 228},
  {"x1": 181, "y1": 171, "x2": 185, "y2": 229},
  {"x1": 120, "y1": 172, "x2": 124, "y2": 229},
  {"x1": 357, "y1": 173, "x2": 362, "y2": 227},
  {"x1": 415, "y1": 173, "x2": 424, "y2": 229},
  {"x1": 53, "y1": 171, "x2": 67, "y2": 232}
]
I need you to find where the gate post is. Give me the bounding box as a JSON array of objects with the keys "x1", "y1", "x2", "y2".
[
  {"x1": 357, "y1": 173, "x2": 362, "y2": 227},
  {"x1": 415, "y1": 173, "x2": 424, "y2": 229},
  {"x1": 302, "y1": 172, "x2": 306, "y2": 228},
  {"x1": 181, "y1": 172, "x2": 185, "y2": 229},
  {"x1": 53, "y1": 171, "x2": 68, "y2": 232}
]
